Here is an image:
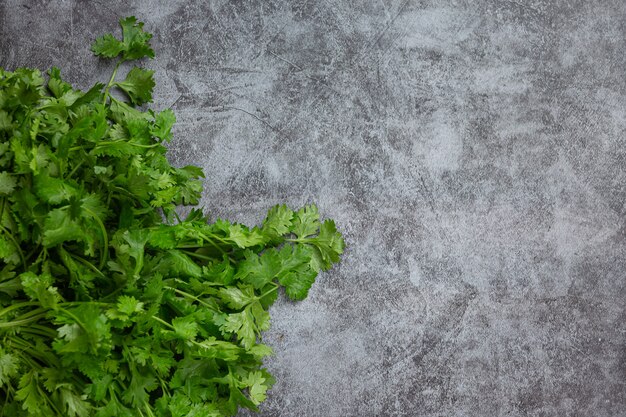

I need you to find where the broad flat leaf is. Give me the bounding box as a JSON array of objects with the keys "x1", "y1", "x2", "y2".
[
  {"x1": 0, "y1": 110, "x2": 13, "y2": 130},
  {"x1": 94, "y1": 393, "x2": 133, "y2": 417},
  {"x1": 34, "y1": 175, "x2": 78, "y2": 204},
  {"x1": 47, "y1": 67, "x2": 73, "y2": 98},
  {"x1": 163, "y1": 249, "x2": 202, "y2": 278},
  {"x1": 171, "y1": 316, "x2": 199, "y2": 340},
  {"x1": 278, "y1": 265, "x2": 318, "y2": 301},
  {"x1": 122, "y1": 371, "x2": 157, "y2": 408},
  {"x1": 241, "y1": 370, "x2": 274, "y2": 405},
  {"x1": 0, "y1": 348, "x2": 19, "y2": 387},
  {"x1": 204, "y1": 256, "x2": 235, "y2": 285},
  {"x1": 91, "y1": 33, "x2": 125, "y2": 58},
  {"x1": 218, "y1": 286, "x2": 255, "y2": 310},
  {"x1": 151, "y1": 109, "x2": 176, "y2": 142},
  {"x1": 60, "y1": 387, "x2": 91, "y2": 417},
  {"x1": 250, "y1": 301, "x2": 270, "y2": 331},
  {"x1": 234, "y1": 249, "x2": 281, "y2": 289},
  {"x1": 119, "y1": 16, "x2": 155, "y2": 60},
  {"x1": 116, "y1": 295, "x2": 144, "y2": 315},
  {"x1": 115, "y1": 67, "x2": 155, "y2": 105},
  {"x1": 291, "y1": 204, "x2": 320, "y2": 238},
  {"x1": 0, "y1": 235, "x2": 20, "y2": 265},
  {"x1": 305, "y1": 219, "x2": 345, "y2": 271},
  {"x1": 42, "y1": 207, "x2": 84, "y2": 247},
  {"x1": 227, "y1": 224, "x2": 265, "y2": 248},
  {"x1": 91, "y1": 16, "x2": 154, "y2": 61},
  {"x1": 16, "y1": 371, "x2": 52, "y2": 416},
  {"x1": 261, "y1": 205, "x2": 293, "y2": 238},
  {"x1": 20, "y1": 271, "x2": 60, "y2": 308},
  {"x1": 219, "y1": 310, "x2": 256, "y2": 349}
]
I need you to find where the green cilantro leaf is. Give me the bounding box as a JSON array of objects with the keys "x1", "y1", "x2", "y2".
[
  {"x1": 241, "y1": 370, "x2": 274, "y2": 405},
  {"x1": 291, "y1": 204, "x2": 320, "y2": 238},
  {"x1": 227, "y1": 223, "x2": 266, "y2": 248},
  {"x1": 20, "y1": 271, "x2": 60, "y2": 308},
  {"x1": 302, "y1": 219, "x2": 345, "y2": 271},
  {"x1": 262, "y1": 204, "x2": 294, "y2": 239},
  {"x1": 218, "y1": 286, "x2": 255, "y2": 310},
  {"x1": 0, "y1": 348, "x2": 19, "y2": 388},
  {"x1": 94, "y1": 393, "x2": 133, "y2": 417},
  {"x1": 16, "y1": 371, "x2": 53, "y2": 416},
  {"x1": 0, "y1": 110, "x2": 13, "y2": 130},
  {"x1": 119, "y1": 16, "x2": 155, "y2": 60},
  {"x1": 122, "y1": 371, "x2": 157, "y2": 408},
  {"x1": 234, "y1": 249, "x2": 281, "y2": 289},
  {"x1": 60, "y1": 387, "x2": 91, "y2": 417},
  {"x1": 218, "y1": 309, "x2": 256, "y2": 349},
  {"x1": 0, "y1": 171, "x2": 16, "y2": 195},
  {"x1": 91, "y1": 16, "x2": 154, "y2": 61},
  {"x1": 115, "y1": 67, "x2": 155, "y2": 105},
  {"x1": 171, "y1": 316, "x2": 199, "y2": 340},
  {"x1": 151, "y1": 109, "x2": 176, "y2": 142},
  {"x1": 91, "y1": 33, "x2": 125, "y2": 58},
  {"x1": 34, "y1": 175, "x2": 78, "y2": 204},
  {"x1": 116, "y1": 295, "x2": 144, "y2": 315}
]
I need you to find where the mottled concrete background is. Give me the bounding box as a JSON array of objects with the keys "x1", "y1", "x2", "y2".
[{"x1": 2, "y1": 0, "x2": 626, "y2": 415}]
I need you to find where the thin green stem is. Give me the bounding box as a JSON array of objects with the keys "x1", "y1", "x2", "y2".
[
  {"x1": 212, "y1": 234, "x2": 231, "y2": 246},
  {"x1": 177, "y1": 241, "x2": 236, "y2": 264},
  {"x1": 39, "y1": 384, "x2": 63, "y2": 416},
  {"x1": 95, "y1": 140, "x2": 160, "y2": 149},
  {"x1": 75, "y1": 256, "x2": 107, "y2": 280},
  {"x1": 101, "y1": 286, "x2": 125, "y2": 301},
  {"x1": 19, "y1": 324, "x2": 58, "y2": 339},
  {"x1": 0, "y1": 313, "x2": 47, "y2": 328},
  {"x1": 82, "y1": 206, "x2": 109, "y2": 270},
  {"x1": 17, "y1": 306, "x2": 46, "y2": 316},
  {"x1": 180, "y1": 250, "x2": 215, "y2": 261},
  {"x1": 112, "y1": 185, "x2": 142, "y2": 201},
  {"x1": 197, "y1": 232, "x2": 235, "y2": 259},
  {"x1": 8, "y1": 336, "x2": 36, "y2": 351},
  {"x1": 59, "y1": 301, "x2": 111, "y2": 308},
  {"x1": 166, "y1": 287, "x2": 218, "y2": 312},
  {"x1": 0, "y1": 302, "x2": 41, "y2": 318},
  {"x1": 256, "y1": 285, "x2": 278, "y2": 302},
  {"x1": 8, "y1": 337, "x2": 57, "y2": 367},
  {"x1": 102, "y1": 60, "x2": 123, "y2": 105},
  {"x1": 66, "y1": 251, "x2": 107, "y2": 279},
  {"x1": 0, "y1": 197, "x2": 5, "y2": 226},
  {"x1": 157, "y1": 375, "x2": 170, "y2": 396},
  {"x1": 66, "y1": 157, "x2": 85, "y2": 177},
  {"x1": 16, "y1": 307, "x2": 47, "y2": 319},
  {"x1": 285, "y1": 238, "x2": 306, "y2": 243},
  {"x1": 14, "y1": 352, "x2": 43, "y2": 372},
  {"x1": 151, "y1": 315, "x2": 174, "y2": 330},
  {"x1": 143, "y1": 402, "x2": 156, "y2": 417},
  {"x1": 31, "y1": 247, "x2": 48, "y2": 267},
  {"x1": 57, "y1": 307, "x2": 87, "y2": 333}
]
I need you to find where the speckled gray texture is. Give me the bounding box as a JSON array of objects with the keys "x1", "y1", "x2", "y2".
[{"x1": 2, "y1": 1, "x2": 626, "y2": 416}]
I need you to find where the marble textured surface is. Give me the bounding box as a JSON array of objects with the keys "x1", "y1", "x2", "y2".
[{"x1": 2, "y1": 1, "x2": 626, "y2": 415}]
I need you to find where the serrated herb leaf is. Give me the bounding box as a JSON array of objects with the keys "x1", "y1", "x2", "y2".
[
  {"x1": 262, "y1": 204, "x2": 293, "y2": 238},
  {"x1": 115, "y1": 67, "x2": 154, "y2": 105}
]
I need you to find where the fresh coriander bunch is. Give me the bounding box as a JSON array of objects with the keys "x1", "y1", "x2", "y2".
[{"x1": 0, "y1": 17, "x2": 344, "y2": 417}]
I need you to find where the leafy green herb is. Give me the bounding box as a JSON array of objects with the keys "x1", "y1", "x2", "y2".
[{"x1": 0, "y1": 17, "x2": 344, "y2": 417}]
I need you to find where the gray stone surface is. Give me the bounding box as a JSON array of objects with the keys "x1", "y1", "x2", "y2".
[{"x1": 2, "y1": 0, "x2": 626, "y2": 415}]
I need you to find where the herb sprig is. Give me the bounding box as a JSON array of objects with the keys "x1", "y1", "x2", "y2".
[{"x1": 0, "y1": 17, "x2": 343, "y2": 417}]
